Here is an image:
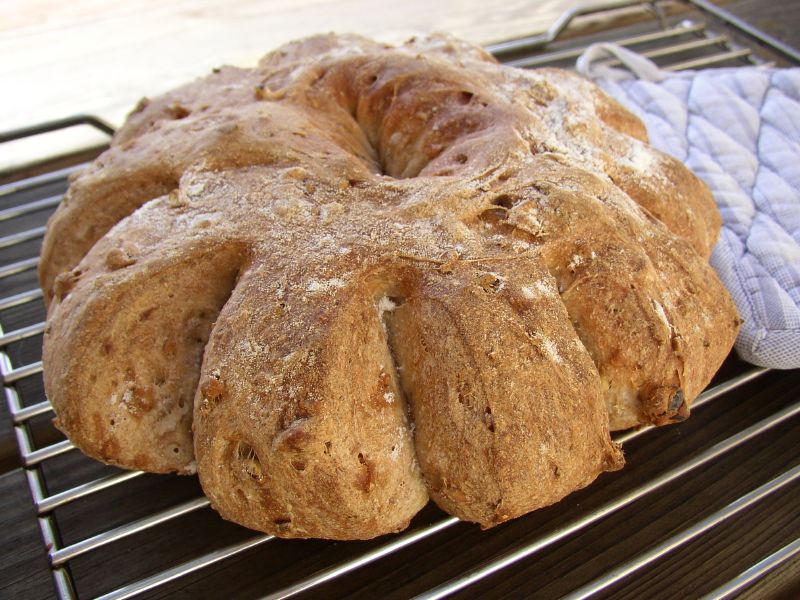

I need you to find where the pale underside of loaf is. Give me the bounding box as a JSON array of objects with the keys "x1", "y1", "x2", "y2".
[{"x1": 41, "y1": 33, "x2": 739, "y2": 539}]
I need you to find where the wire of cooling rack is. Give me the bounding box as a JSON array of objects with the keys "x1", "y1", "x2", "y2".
[{"x1": 2, "y1": 1, "x2": 799, "y2": 599}]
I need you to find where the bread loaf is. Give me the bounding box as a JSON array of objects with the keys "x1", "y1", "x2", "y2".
[{"x1": 41, "y1": 33, "x2": 739, "y2": 539}]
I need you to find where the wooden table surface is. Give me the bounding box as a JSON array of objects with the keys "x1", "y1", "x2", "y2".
[{"x1": 1, "y1": 1, "x2": 799, "y2": 599}]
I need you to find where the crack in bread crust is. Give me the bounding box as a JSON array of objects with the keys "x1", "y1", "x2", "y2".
[{"x1": 41, "y1": 33, "x2": 739, "y2": 539}]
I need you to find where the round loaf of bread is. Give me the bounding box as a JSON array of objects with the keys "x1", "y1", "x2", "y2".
[{"x1": 41, "y1": 33, "x2": 739, "y2": 539}]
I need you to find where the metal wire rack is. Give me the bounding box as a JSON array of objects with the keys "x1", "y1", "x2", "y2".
[{"x1": 2, "y1": 1, "x2": 799, "y2": 598}]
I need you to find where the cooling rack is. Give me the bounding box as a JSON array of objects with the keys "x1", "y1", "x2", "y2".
[{"x1": 2, "y1": 1, "x2": 799, "y2": 598}]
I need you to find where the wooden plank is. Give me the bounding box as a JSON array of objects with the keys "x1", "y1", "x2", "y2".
[{"x1": 0, "y1": 469, "x2": 55, "y2": 599}]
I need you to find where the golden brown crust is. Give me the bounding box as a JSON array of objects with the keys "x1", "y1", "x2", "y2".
[
  {"x1": 44, "y1": 197, "x2": 248, "y2": 473},
  {"x1": 387, "y1": 258, "x2": 623, "y2": 526},
  {"x1": 41, "y1": 33, "x2": 738, "y2": 539}
]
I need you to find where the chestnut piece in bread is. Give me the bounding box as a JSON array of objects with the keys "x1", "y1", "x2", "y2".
[{"x1": 41, "y1": 33, "x2": 739, "y2": 539}]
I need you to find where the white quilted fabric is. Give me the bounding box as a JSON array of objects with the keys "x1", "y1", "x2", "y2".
[{"x1": 577, "y1": 44, "x2": 800, "y2": 368}]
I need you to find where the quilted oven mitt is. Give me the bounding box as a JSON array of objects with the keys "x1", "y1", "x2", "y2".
[{"x1": 578, "y1": 44, "x2": 800, "y2": 369}]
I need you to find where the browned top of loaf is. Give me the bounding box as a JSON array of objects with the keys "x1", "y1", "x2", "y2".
[{"x1": 40, "y1": 33, "x2": 738, "y2": 539}]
